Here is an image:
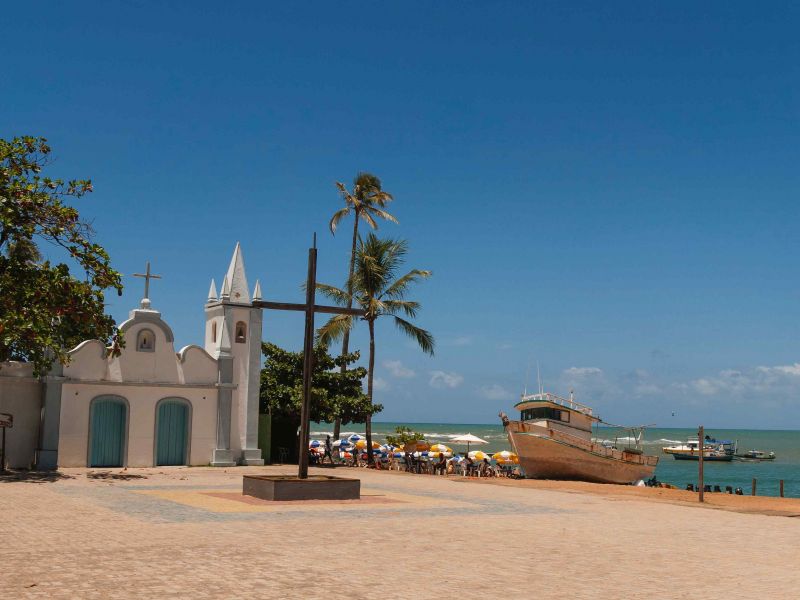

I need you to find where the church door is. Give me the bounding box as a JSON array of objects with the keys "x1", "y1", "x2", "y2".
[
  {"x1": 89, "y1": 397, "x2": 127, "y2": 467},
  {"x1": 155, "y1": 400, "x2": 189, "y2": 466}
]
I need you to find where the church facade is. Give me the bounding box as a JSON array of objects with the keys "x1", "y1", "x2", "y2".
[{"x1": 0, "y1": 244, "x2": 265, "y2": 469}]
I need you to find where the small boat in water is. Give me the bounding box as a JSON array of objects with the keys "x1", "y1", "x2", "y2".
[
  {"x1": 662, "y1": 438, "x2": 735, "y2": 461},
  {"x1": 735, "y1": 450, "x2": 776, "y2": 461},
  {"x1": 503, "y1": 391, "x2": 658, "y2": 484}
]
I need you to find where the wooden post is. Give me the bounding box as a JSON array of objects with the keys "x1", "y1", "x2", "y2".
[
  {"x1": 780, "y1": 480, "x2": 784, "y2": 498},
  {"x1": 698, "y1": 425, "x2": 704, "y2": 503},
  {"x1": 751, "y1": 478, "x2": 757, "y2": 496},
  {"x1": 297, "y1": 241, "x2": 318, "y2": 480}
]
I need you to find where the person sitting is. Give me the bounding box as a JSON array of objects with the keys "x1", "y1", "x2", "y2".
[
  {"x1": 463, "y1": 456, "x2": 474, "y2": 476},
  {"x1": 435, "y1": 453, "x2": 447, "y2": 475},
  {"x1": 480, "y1": 458, "x2": 492, "y2": 477}
]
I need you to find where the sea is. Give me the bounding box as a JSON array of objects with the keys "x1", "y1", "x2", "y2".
[{"x1": 311, "y1": 422, "x2": 800, "y2": 498}]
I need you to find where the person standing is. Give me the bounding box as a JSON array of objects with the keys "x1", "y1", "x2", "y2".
[{"x1": 323, "y1": 435, "x2": 334, "y2": 464}]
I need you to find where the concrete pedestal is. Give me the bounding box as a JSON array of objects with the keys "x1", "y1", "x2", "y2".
[{"x1": 242, "y1": 474, "x2": 360, "y2": 501}]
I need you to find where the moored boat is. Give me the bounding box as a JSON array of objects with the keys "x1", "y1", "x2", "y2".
[
  {"x1": 735, "y1": 450, "x2": 776, "y2": 461},
  {"x1": 662, "y1": 437, "x2": 735, "y2": 461},
  {"x1": 502, "y1": 391, "x2": 658, "y2": 484}
]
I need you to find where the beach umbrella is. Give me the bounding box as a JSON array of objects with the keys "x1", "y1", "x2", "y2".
[
  {"x1": 492, "y1": 451, "x2": 519, "y2": 464},
  {"x1": 308, "y1": 440, "x2": 322, "y2": 448},
  {"x1": 405, "y1": 440, "x2": 430, "y2": 453},
  {"x1": 450, "y1": 433, "x2": 489, "y2": 453},
  {"x1": 428, "y1": 451, "x2": 453, "y2": 460},
  {"x1": 355, "y1": 439, "x2": 382, "y2": 450},
  {"x1": 468, "y1": 450, "x2": 489, "y2": 461},
  {"x1": 429, "y1": 444, "x2": 452, "y2": 454},
  {"x1": 332, "y1": 439, "x2": 350, "y2": 448},
  {"x1": 347, "y1": 434, "x2": 365, "y2": 444},
  {"x1": 392, "y1": 450, "x2": 405, "y2": 458}
]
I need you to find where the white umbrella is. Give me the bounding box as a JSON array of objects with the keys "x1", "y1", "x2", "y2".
[{"x1": 449, "y1": 433, "x2": 489, "y2": 453}]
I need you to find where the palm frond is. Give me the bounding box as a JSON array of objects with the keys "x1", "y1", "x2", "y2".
[
  {"x1": 382, "y1": 299, "x2": 420, "y2": 318},
  {"x1": 315, "y1": 283, "x2": 351, "y2": 306},
  {"x1": 329, "y1": 206, "x2": 351, "y2": 235},
  {"x1": 360, "y1": 209, "x2": 378, "y2": 230},
  {"x1": 393, "y1": 316, "x2": 435, "y2": 356},
  {"x1": 369, "y1": 190, "x2": 394, "y2": 208},
  {"x1": 382, "y1": 269, "x2": 432, "y2": 300},
  {"x1": 317, "y1": 314, "x2": 355, "y2": 346},
  {"x1": 366, "y1": 206, "x2": 398, "y2": 225}
]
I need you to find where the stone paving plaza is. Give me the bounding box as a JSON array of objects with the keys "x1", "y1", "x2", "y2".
[{"x1": 2, "y1": 465, "x2": 799, "y2": 599}]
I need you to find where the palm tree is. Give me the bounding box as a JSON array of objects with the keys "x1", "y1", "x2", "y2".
[
  {"x1": 317, "y1": 233, "x2": 434, "y2": 465},
  {"x1": 328, "y1": 173, "x2": 398, "y2": 439}
]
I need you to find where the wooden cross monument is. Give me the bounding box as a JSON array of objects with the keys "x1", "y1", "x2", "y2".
[{"x1": 254, "y1": 235, "x2": 364, "y2": 479}]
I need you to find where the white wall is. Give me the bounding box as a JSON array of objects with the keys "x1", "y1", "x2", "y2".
[
  {"x1": 0, "y1": 363, "x2": 42, "y2": 469},
  {"x1": 59, "y1": 383, "x2": 218, "y2": 467}
]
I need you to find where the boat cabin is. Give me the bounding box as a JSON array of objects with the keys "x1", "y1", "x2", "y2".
[{"x1": 514, "y1": 392, "x2": 598, "y2": 441}]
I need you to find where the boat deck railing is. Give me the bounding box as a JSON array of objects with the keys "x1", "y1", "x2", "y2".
[
  {"x1": 518, "y1": 392, "x2": 594, "y2": 416},
  {"x1": 510, "y1": 420, "x2": 658, "y2": 466}
]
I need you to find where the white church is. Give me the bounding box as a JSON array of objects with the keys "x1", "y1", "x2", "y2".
[{"x1": 0, "y1": 244, "x2": 266, "y2": 469}]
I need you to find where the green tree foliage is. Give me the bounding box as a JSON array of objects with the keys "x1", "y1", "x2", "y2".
[
  {"x1": 0, "y1": 136, "x2": 123, "y2": 375},
  {"x1": 317, "y1": 233, "x2": 434, "y2": 464},
  {"x1": 385, "y1": 426, "x2": 425, "y2": 448},
  {"x1": 259, "y1": 341, "x2": 381, "y2": 424}
]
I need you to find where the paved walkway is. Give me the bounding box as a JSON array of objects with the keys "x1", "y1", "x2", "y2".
[{"x1": 2, "y1": 466, "x2": 799, "y2": 598}]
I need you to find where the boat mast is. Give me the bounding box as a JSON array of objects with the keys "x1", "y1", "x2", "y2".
[{"x1": 536, "y1": 361, "x2": 543, "y2": 395}]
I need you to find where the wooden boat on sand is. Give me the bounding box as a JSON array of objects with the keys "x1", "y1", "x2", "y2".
[{"x1": 503, "y1": 391, "x2": 658, "y2": 485}]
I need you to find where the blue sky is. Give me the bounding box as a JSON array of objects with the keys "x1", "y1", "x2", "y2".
[{"x1": 3, "y1": 2, "x2": 799, "y2": 427}]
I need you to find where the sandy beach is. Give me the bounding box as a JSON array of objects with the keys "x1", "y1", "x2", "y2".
[{"x1": 2, "y1": 465, "x2": 799, "y2": 599}]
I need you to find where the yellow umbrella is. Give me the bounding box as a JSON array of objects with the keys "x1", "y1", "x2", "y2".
[
  {"x1": 428, "y1": 451, "x2": 453, "y2": 459},
  {"x1": 492, "y1": 451, "x2": 519, "y2": 464},
  {"x1": 355, "y1": 439, "x2": 381, "y2": 450},
  {"x1": 468, "y1": 450, "x2": 489, "y2": 461},
  {"x1": 429, "y1": 444, "x2": 452, "y2": 453}
]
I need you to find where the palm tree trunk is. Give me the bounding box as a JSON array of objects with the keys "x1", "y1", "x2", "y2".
[
  {"x1": 334, "y1": 212, "x2": 360, "y2": 441},
  {"x1": 365, "y1": 318, "x2": 376, "y2": 466}
]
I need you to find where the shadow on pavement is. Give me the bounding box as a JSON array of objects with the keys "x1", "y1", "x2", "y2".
[
  {"x1": 0, "y1": 470, "x2": 75, "y2": 484},
  {"x1": 86, "y1": 471, "x2": 147, "y2": 481}
]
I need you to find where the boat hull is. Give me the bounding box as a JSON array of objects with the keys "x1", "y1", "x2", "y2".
[
  {"x1": 671, "y1": 453, "x2": 732, "y2": 462},
  {"x1": 507, "y1": 429, "x2": 657, "y2": 485}
]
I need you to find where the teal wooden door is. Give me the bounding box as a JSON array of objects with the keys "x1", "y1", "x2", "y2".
[
  {"x1": 89, "y1": 398, "x2": 126, "y2": 467},
  {"x1": 156, "y1": 400, "x2": 189, "y2": 466}
]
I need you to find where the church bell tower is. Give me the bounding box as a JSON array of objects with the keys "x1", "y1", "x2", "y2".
[{"x1": 205, "y1": 243, "x2": 264, "y2": 466}]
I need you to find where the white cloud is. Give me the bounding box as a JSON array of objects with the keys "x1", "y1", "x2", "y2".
[
  {"x1": 384, "y1": 360, "x2": 415, "y2": 379},
  {"x1": 452, "y1": 336, "x2": 473, "y2": 346},
  {"x1": 563, "y1": 367, "x2": 603, "y2": 377},
  {"x1": 690, "y1": 378, "x2": 719, "y2": 396},
  {"x1": 683, "y1": 363, "x2": 800, "y2": 398},
  {"x1": 756, "y1": 363, "x2": 800, "y2": 376},
  {"x1": 479, "y1": 384, "x2": 511, "y2": 401},
  {"x1": 429, "y1": 370, "x2": 464, "y2": 389},
  {"x1": 371, "y1": 377, "x2": 390, "y2": 392}
]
